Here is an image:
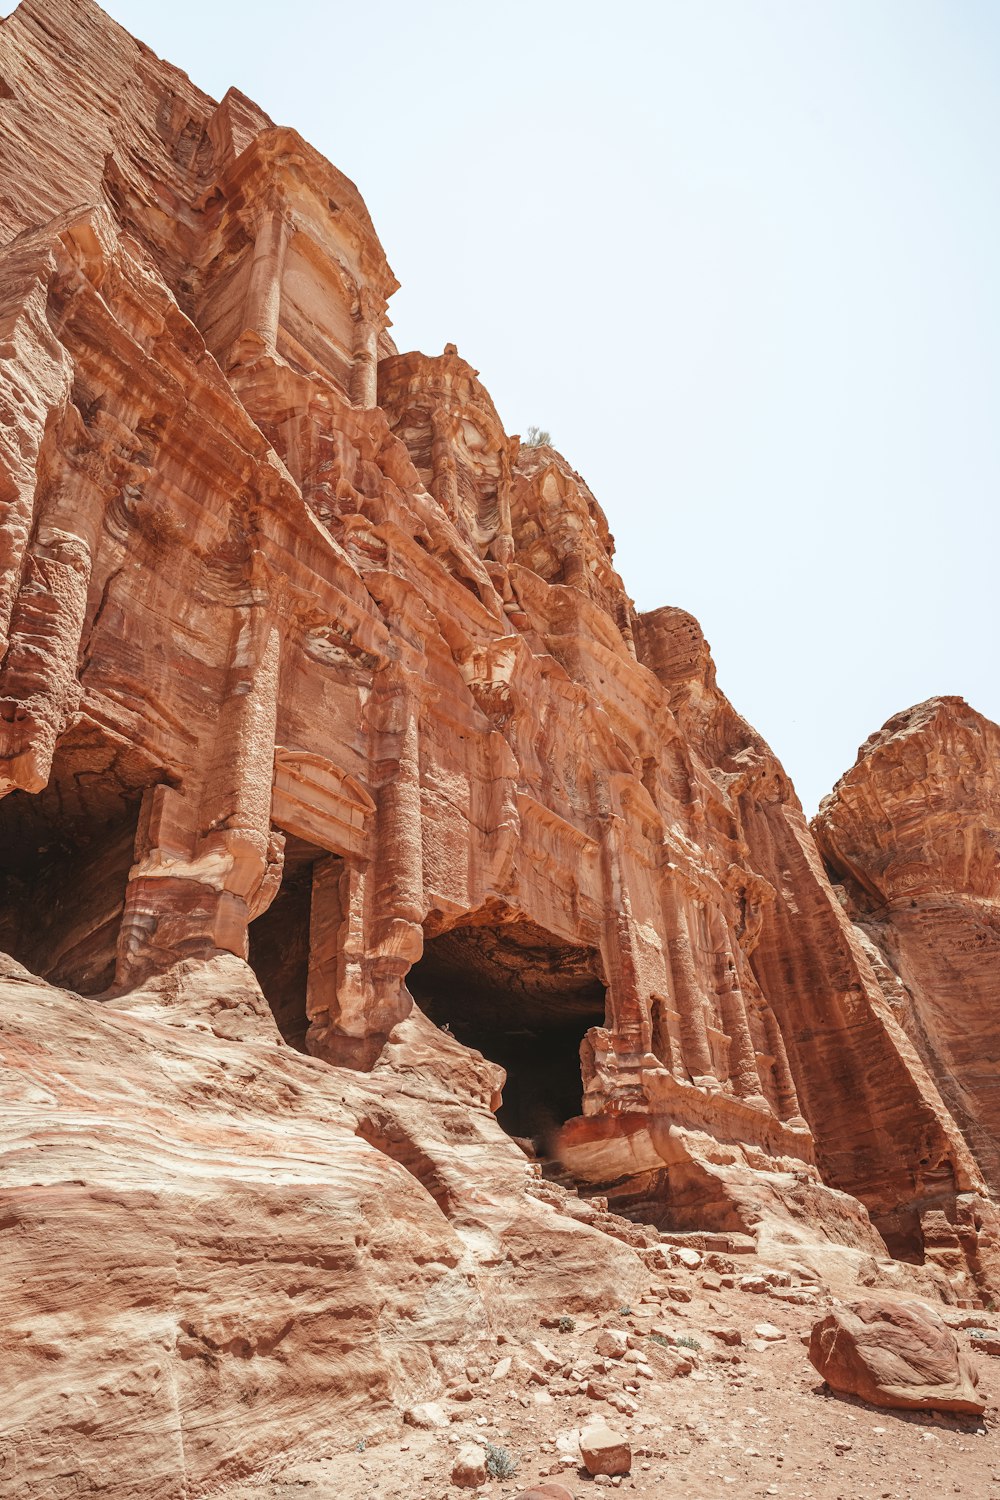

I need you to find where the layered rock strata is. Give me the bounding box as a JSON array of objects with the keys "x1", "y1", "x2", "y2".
[
  {"x1": 0, "y1": 1, "x2": 998, "y2": 1492},
  {"x1": 814, "y1": 697, "x2": 1000, "y2": 1251}
]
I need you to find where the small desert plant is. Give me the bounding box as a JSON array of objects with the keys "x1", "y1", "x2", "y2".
[
  {"x1": 970, "y1": 1328, "x2": 990, "y2": 1340},
  {"x1": 675, "y1": 1334, "x2": 701, "y2": 1351},
  {"x1": 484, "y1": 1443, "x2": 519, "y2": 1480},
  {"x1": 649, "y1": 1332, "x2": 673, "y2": 1349},
  {"x1": 523, "y1": 425, "x2": 551, "y2": 447},
  {"x1": 355, "y1": 1437, "x2": 366, "y2": 1451},
  {"x1": 618, "y1": 1304, "x2": 633, "y2": 1317},
  {"x1": 557, "y1": 1315, "x2": 576, "y2": 1334}
]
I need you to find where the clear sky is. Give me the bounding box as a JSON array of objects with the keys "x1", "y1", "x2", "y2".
[{"x1": 21, "y1": 1, "x2": 1000, "y2": 812}]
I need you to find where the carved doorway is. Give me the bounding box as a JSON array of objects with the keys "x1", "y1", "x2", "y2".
[
  {"x1": 408, "y1": 907, "x2": 607, "y2": 1151},
  {"x1": 247, "y1": 834, "x2": 343, "y2": 1052},
  {"x1": 0, "y1": 726, "x2": 149, "y2": 994}
]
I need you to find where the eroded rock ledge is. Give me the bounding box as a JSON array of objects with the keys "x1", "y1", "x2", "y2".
[{"x1": 0, "y1": 2, "x2": 998, "y2": 1494}]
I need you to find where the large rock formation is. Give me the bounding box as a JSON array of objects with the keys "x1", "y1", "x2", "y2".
[
  {"x1": 0, "y1": 2, "x2": 997, "y2": 1493},
  {"x1": 814, "y1": 697, "x2": 1000, "y2": 1256}
]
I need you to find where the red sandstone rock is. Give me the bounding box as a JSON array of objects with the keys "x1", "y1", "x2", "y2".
[
  {"x1": 580, "y1": 1422, "x2": 632, "y2": 1475},
  {"x1": 815, "y1": 698, "x2": 1000, "y2": 1214},
  {"x1": 808, "y1": 1299, "x2": 985, "y2": 1414},
  {"x1": 451, "y1": 1443, "x2": 487, "y2": 1487},
  {"x1": 0, "y1": 0, "x2": 998, "y2": 1493}
]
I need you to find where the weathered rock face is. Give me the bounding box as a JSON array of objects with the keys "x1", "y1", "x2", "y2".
[
  {"x1": 814, "y1": 697, "x2": 1000, "y2": 1244},
  {"x1": 0, "y1": 0, "x2": 998, "y2": 1491},
  {"x1": 1, "y1": 954, "x2": 651, "y2": 1498}
]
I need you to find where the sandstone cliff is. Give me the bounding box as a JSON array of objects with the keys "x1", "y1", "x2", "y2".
[
  {"x1": 0, "y1": 2, "x2": 997, "y2": 1494},
  {"x1": 814, "y1": 696, "x2": 1000, "y2": 1225}
]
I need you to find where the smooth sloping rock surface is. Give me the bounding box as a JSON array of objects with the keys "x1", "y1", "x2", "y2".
[
  {"x1": 808, "y1": 1298, "x2": 985, "y2": 1414},
  {"x1": 0, "y1": 962, "x2": 645, "y2": 1498}
]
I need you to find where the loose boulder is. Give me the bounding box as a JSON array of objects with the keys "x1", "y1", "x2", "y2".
[
  {"x1": 579, "y1": 1423, "x2": 632, "y2": 1476},
  {"x1": 451, "y1": 1444, "x2": 487, "y2": 1488},
  {"x1": 808, "y1": 1298, "x2": 985, "y2": 1414}
]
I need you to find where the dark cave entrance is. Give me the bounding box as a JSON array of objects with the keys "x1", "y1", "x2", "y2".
[
  {"x1": 407, "y1": 912, "x2": 607, "y2": 1149},
  {"x1": 248, "y1": 835, "x2": 342, "y2": 1052},
  {"x1": 0, "y1": 729, "x2": 149, "y2": 994}
]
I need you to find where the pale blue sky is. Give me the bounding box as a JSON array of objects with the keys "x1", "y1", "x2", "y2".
[{"x1": 18, "y1": 1, "x2": 1000, "y2": 811}]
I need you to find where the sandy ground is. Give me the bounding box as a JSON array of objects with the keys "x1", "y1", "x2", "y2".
[{"x1": 214, "y1": 1248, "x2": 998, "y2": 1500}]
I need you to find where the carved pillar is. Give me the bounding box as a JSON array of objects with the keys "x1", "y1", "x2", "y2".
[
  {"x1": 488, "y1": 446, "x2": 515, "y2": 565},
  {"x1": 760, "y1": 1003, "x2": 806, "y2": 1124},
  {"x1": 116, "y1": 601, "x2": 282, "y2": 985},
  {"x1": 242, "y1": 197, "x2": 293, "y2": 350},
  {"x1": 664, "y1": 896, "x2": 716, "y2": 1082},
  {"x1": 0, "y1": 479, "x2": 98, "y2": 796},
  {"x1": 429, "y1": 406, "x2": 461, "y2": 520},
  {"x1": 371, "y1": 662, "x2": 425, "y2": 947},
  {"x1": 597, "y1": 813, "x2": 647, "y2": 1049},
  {"x1": 716, "y1": 953, "x2": 768, "y2": 1104},
  {"x1": 349, "y1": 287, "x2": 381, "y2": 409},
  {"x1": 307, "y1": 660, "x2": 426, "y2": 1066}
]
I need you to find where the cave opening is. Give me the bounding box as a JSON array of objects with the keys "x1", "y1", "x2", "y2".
[
  {"x1": 247, "y1": 834, "x2": 341, "y2": 1052},
  {"x1": 407, "y1": 911, "x2": 607, "y2": 1151},
  {"x1": 0, "y1": 729, "x2": 148, "y2": 994}
]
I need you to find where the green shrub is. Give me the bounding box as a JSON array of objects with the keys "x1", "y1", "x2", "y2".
[
  {"x1": 557, "y1": 1315, "x2": 576, "y2": 1334},
  {"x1": 675, "y1": 1334, "x2": 701, "y2": 1351},
  {"x1": 484, "y1": 1443, "x2": 519, "y2": 1480}
]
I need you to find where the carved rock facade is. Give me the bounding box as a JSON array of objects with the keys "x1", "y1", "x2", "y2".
[{"x1": 0, "y1": 2, "x2": 998, "y2": 1492}]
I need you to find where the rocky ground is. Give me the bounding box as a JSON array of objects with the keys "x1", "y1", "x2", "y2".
[{"x1": 217, "y1": 1245, "x2": 998, "y2": 1500}]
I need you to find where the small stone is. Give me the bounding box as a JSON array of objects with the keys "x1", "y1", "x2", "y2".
[
  {"x1": 580, "y1": 1423, "x2": 632, "y2": 1476},
  {"x1": 512, "y1": 1487, "x2": 576, "y2": 1500},
  {"x1": 528, "y1": 1339, "x2": 562, "y2": 1371},
  {"x1": 451, "y1": 1444, "x2": 487, "y2": 1488},
  {"x1": 709, "y1": 1326, "x2": 743, "y2": 1346},
  {"x1": 753, "y1": 1323, "x2": 786, "y2": 1341},
  {"x1": 403, "y1": 1401, "x2": 449, "y2": 1429},
  {"x1": 675, "y1": 1247, "x2": 702, "y2": 1269},
  {"x1": 596, "y1": 1328, "x2": 630, "y2": 1359},
  {"x1": 491, "y1": 1356, "x2": 513, "y2": 1380}
]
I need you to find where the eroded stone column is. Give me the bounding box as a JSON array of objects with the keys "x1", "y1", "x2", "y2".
[
  {"x1": 349, "y1": 287, "x2": 381, "y2": 409},
  {"x1": 716, "y1": 956, "x2": 768, "y2": 1104},
  {"x1": 664, "y1": 897, "x2": 716, "y2": 1083},
  {"x1": 760, "y1": 1002, "x2": 806, "y2": 1124},
  {"x1": 116, "y1": 604, "x2": 282, "y2": 985},
  {"x1": 429, "y1": 407, "x2": 460, "y2": 518},
  {"x1": 488, "y1": 447, "x2": 515, "y2": 565},
  {"x1": 371, "y1": 663, "x2": 425, "y2": 952},
  {"x1": 707, "y1": 905, "x2": 767, "y2": 1103},
  {"x1": 598, "y1": 813, "x2": 648, "y2": 1049},
  {"x1": 0, "y1": 500, "x2": 96, "y2": 796},
  {"x1": 242, "y1": 197, "x2": 292, "y2": 351}
]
